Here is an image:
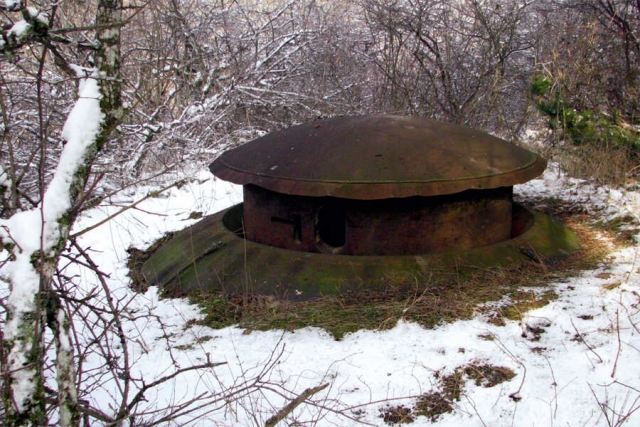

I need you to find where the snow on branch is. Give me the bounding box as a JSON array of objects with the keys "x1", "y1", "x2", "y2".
[
  {"x1": 1, "y1": 0, "x2": 23, "y2": 12},
  {"x1": 0, "y1": 68, "x2": 104, "y2": 414},
  {"x1": 0, "y1": 3, "x2": 49, "y2": 59},
  {"x1": 0, "y1": 163, "x2": 8, "y2": 190}
]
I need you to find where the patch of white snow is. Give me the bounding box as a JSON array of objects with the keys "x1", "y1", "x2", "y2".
[{"x1": 8, "y1": 20, "x2": 29, "y2": 39}]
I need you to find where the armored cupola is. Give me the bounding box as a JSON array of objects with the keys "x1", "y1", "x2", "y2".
[
  {"x1": 210, "y1": 115, "x2": 546, "y2": 255},
  {"x1": 139, "y1": 115, "x2": 577, "y2": 299}
]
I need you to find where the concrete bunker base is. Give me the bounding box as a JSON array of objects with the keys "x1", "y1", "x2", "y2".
[{"x1": 139, "y1": 203, "x2": 580, "y2": 301}]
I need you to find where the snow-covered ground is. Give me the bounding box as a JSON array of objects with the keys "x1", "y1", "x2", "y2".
[{"x1": 13, "y1": 165, "x2": 640, "y2": 426}]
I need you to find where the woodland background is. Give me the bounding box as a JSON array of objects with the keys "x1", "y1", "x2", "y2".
[{"x1": 1, "y1": 0, "x2": 639, "y2": 425}]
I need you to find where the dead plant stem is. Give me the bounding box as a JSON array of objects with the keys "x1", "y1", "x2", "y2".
[
  {"x1": 611, "y1": 308, "x2": 622, "y2": 378},
  {"x1": 571, "y1": 319, "x2": 603, "y2": 364}
]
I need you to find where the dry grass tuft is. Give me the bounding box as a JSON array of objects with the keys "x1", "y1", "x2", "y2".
[
  {"x1": 379, "y1": 405, "x2": 415, "y2": 425},
  {"x1": 557, "y1": 144, "x2": 639, "y2": 189},
  {"x1": 414, "y1": 392, "x2": 454, "y2": 423},
  {"x1": 463, "y1": 364, "x2": 516, "y2": 388},
  {"x1": 414, "y1": 363, "x2": 516, "y2": 422}
]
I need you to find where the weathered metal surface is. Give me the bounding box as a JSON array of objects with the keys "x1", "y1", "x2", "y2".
[
  {"x1": 243, "y1": 184, "x2": 514, "y2": 255},
  {"x1": 140, "y1": 203, "x2": 579, "y2": 300},
  {"x1": 210, "y1": 115, "x2": 547, "y2": 200},
  {"x1": 138, "y1": 115, "x2": 576, "y2": 298}
]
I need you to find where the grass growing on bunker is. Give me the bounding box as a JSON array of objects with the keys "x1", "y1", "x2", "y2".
[
  {"x1": 186, "y1": 212, "x2": 612, "y2": 339},
  {"x1": 127, "y1": 197, "x2": 622, "y2": 339}
]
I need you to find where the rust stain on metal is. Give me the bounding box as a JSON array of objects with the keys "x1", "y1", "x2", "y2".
[
  {"x1": 242, "y1": 184, "x2": 514, "y2": 256},
  {"x1": 210, "y1": 115, "x2": 546, "y2": 200}
]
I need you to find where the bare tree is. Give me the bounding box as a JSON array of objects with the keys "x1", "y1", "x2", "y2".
[
  {"x1": 529, "y1": 0, "x2": 639, "y2": 182},
  {"x1": 361, "y1": 0, "x2": 537, "y2": 136},
  {"x1": 1, "y1": 1, "x2": 370, "y2": 424},
  {"x1": 1, "y1": 0, "x2": 123, "y2": 424},
  {"x1": 549, "y1": 0, "x2": 639, "y2": 120},
  {"x1": 117, "y1": 0, "x2": 375, "y2": 176}
]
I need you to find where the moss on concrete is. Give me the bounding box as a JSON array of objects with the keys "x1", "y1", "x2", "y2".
[{"x1": 138, "y1": 203, "x2": 580, "y2": 300}]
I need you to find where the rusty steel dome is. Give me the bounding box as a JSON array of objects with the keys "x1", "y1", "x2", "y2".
[
  {"x1": 210, "y1": 115, "x2": 547, "y2": 200},
  {"x1": 209, "y1": 115, "x2": 549, "y2": 256},
  {"x1": 139, "y1": 115, "x2": 579, "y2": 300}
]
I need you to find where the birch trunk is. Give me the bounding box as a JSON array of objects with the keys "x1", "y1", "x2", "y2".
[{"x1": 1, "y1": 1, "x2": 123, "y2": 425}]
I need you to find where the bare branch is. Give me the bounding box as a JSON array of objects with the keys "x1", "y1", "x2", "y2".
[{"x1": 264, "y1": 383, "x2": 330, "y2": 427}]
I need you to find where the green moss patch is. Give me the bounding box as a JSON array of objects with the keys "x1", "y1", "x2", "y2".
[{"x1": 188, "y1": 226, "x2": 600, "y2": 338}]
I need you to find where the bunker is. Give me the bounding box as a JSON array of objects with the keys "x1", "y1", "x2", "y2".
[
  {"x1": 211, "y1": 115, "x2": 546, "y2": 255},
  {"x1": 140, "y1": 115, "x2": 579, "y2": 299}
]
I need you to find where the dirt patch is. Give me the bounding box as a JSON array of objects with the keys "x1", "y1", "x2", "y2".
[
  {"x1": 126, "y1": 232, "x2": 174, "y2": 292},
  {"x1": 414, "y1": 363, "x2": 516, "y2": 422},
  {"x1": 379, "y1": 405, "x2": 415, "y2": 425}
]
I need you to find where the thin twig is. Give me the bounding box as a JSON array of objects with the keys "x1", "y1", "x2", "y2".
[
  {"x1": 491, "y1": 335, "x2": 526, "y2": 401},
  {"x1": 611, "y1": 308, "x2": 622, "y2": 378},
  {"x1": 542, "y1": 353, "x2": 559, "y2": 422},
  {"x1": 465, "y1": 394, "x2": 489, "y2": 427},
  {"x1": 69, "y1": 179, "x2": 186, "y2": 239},
  {"x1": 571, "y1": 319, "x2": 603, "y2": 364}
]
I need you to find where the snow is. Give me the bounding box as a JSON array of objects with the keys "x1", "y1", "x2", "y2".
[
  {"x1": 3, "y1": 6, "x2": 48, "y2": 45},
  {"x1": 1, "y1": 72, "x2": 102, "y2": 256},
  {"x1": 2, "y1": 0, "x2": 20, "y2": 10},
  {"x1": 43, "y1": 164, "x2": 639, "y2": 426},
  {"x1": 1, "y1": 148, "x2": 639, "y2": 424},
  {"x1": 0, "y1": 210, "x2": 40, "y2": 409},
  {"x1": 0, "y1": 163, "x2": 9, "y2": 189},
  {"x1": 45, "y1": 72, "x2": 104, "y2": 252},
  {"x1": 8, "y1": 20, "x2": 29, "y2": 39},
  {"x1": 27, "y1": 6, "x2": 47, "y2": 25}
]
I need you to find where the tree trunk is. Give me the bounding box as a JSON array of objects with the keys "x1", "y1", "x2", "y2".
[{"x1": 1, "y1": 1, "x2": 123, "y2": 425}]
